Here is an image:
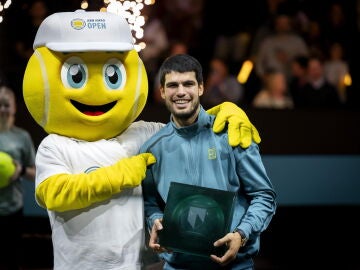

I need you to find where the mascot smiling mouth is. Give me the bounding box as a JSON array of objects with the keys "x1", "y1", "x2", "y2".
[{"x1": 71, "y1": 100, "x2": 117, "y2": 116}]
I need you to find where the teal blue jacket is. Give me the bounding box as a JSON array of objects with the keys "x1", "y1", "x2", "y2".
[{"x1": 140, "y1": 107, "x2": 276, "y2": 269}]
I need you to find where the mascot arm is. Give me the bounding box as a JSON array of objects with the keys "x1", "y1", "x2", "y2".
[
  {"x1": 206, "y1": 102, "x2": 261, "y2": 148},
  {"x1": 35, "y1": 153, "x2": 156, "y2": 212}
]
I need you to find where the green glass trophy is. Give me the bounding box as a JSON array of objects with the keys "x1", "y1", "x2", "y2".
[{"x1": 159, "y1": 182, "x2": 236, "y2": 257}]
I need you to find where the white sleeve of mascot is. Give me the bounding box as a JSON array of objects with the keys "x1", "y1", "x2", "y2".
[{"x1": 35, "y1": 122, "x2": 162, "y2": 212}]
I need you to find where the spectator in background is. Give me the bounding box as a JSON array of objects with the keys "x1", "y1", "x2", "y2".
[
  {"x1": 13, "y1": 0, "x2": 48, "y2": 64},
  {"x1": 0, "y1": 86, "x2": 36, "y2": 270},
  {"x1": 141, "y1": 17, "x2": 169, "y2": 65},
  {"x1": 303, "y1": 20, "x2": 327, "y2": 58},
  {"x1": 201, "y1": 58, "x2": 244, "y2": 108},
  {"x1": 140, "y1": 5, "x2": 170, "y2": 101},
  {"x1": 321, "y1": 3, "x2": 354, "y2": 59},
  {"x1": 298, "y1": 55, "x2": 341, "y2": 108},
  {"x1": 252, "y1": 69, "x2": 294, "y2": 109},
  {"x1": 288, "y1": 55, "x2": 309, "y2": 107},
  {"x1": 161, "y1": 0, "x2": 204, "y2": 56},
  {"x1": 254, "y1": 12, "x2": 309, "y2": 81},
  {"x1": 323, "y1": 42, "x2": 350, "y2": 104},
  {"x1": 249, "y1": 0, "x2": 289, "y2": 60},
  {"x1": 9, "y1": 0, "x2": 48, "y2": 96}
]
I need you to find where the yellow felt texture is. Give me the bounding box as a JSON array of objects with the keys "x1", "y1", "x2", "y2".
[
  {"x1": 206, "y1": 102, "x2": 261, "y2": 148},
  {"x1": 35, "y1": 153, "x2": 156, "y2": 212},
  {"x1": 0, "y1": 152, "x2": 16, "y2": 188},
  {"x1": 23, "y1": 48, "x2": 148, "y2": 141}
]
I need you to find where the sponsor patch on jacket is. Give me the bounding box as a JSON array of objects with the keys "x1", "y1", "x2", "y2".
[{"x1": 208, "y1": 148, "x2": 216, "y2": 160}]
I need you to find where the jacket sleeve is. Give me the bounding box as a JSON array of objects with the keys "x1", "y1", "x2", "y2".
[
  {"x1": 234, "y1": 143, "x2": 277, "y2": 238},
  {"x1": 142, "y1": 167, "x2": 164, "y2": 230}
]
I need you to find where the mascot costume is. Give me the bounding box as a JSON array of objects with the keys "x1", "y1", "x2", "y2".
[{"x1": 22, "y1": 10, "x2": 260, "y2": 269}]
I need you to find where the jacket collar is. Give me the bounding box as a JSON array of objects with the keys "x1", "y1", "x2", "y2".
[{"x1": 170, "y1": 106, "x2": 213, "y2": 136}]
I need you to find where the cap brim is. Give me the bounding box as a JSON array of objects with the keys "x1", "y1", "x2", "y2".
[{"x1": 46, "y1": 42, "x2": 134, "y2": 52}]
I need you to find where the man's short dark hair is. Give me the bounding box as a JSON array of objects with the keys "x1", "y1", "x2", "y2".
[{"x1": 159, "y1": 54, "x2": 203, "y2": 87}]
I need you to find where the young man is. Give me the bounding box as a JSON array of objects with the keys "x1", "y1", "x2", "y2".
[{"x1": 141, "y1": 54, "x2": 276, "y2": 270}]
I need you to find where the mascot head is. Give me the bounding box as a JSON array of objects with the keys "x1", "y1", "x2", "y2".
[{"x1": 23, "y1": 10, "x2": 148, "y2": 141}]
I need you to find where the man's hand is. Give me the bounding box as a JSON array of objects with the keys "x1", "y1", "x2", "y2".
[
  {"x1": 149, "y1": 219, "x2": 170, "y2": 254},
  {"x1": 210, "y1": 232, "x2": 242, "y2": 266},
  {"x1": 207, "y1": 102, "x2": 261, "y2": 148}
]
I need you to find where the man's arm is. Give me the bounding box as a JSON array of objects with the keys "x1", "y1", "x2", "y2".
[
  {"x1": 211, "y1": 143, "x2": 276, "y2": 266},
  {"x1": 233, "y1": 143, "x2": 277, "y2": 238},
  {"x1": 142, "y1": 167, "x2": 164, "y2": 230}
]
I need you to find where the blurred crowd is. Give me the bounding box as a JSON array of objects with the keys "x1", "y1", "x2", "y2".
[
  {"x1": 140, "y1": 0, "x2": 359, "y2": 110},
  {"x1": 0, "y1": 0, "x2": 359, "y2": 110}
]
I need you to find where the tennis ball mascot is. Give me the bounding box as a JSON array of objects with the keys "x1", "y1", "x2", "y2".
[{"x1": 23, "y1": 10, "x2": 260, "y2": 269}]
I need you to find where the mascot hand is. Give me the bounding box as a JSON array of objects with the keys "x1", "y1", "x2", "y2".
[
  {"x1": 206, "y1": 102, "x2": 261, "y2": 148},
  {"x1": 35, "y1": 153, "x2": 156, "y2": 212},
  {"x1": 112, "y1": 153, "x2": 156, "y2": 189}
]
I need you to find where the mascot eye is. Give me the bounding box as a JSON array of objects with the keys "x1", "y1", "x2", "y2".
[
  {"x1": 68, "y1": 64, "x2": 86, "y2": 86},
  {"x1": 61, "y1": 57, "x2": 88, "y2": 89},
  {"x1": 103, "y1": 59, "x2": 126, "y2": 90}
]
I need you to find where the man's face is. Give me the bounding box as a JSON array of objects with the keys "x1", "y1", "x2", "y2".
[
  {"x1": 160, "y1": 71, "x2": 203, "y2": 126},
  {"x1": 307, "y1": 59, "x2": 323, "y2": 81}
]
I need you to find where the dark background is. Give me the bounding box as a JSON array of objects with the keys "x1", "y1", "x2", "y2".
[{"x1": 1, "y1": 0, "x2": 360, "y2": 269}]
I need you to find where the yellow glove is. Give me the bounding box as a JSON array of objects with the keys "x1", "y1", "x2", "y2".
[
  {"x1": 206, "y1": 102, "x2": 261, "y2": 148},
  {"x1": 36, "y1": 153, "x2": 156, "y2": 212}
]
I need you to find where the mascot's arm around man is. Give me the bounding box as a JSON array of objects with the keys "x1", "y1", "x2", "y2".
[
  {"x1": 34, "y1": 101, "x2": 260, "y2": 213},
  {"x1": 22, "y1": 10, "x2": 260, "y2": 269}
]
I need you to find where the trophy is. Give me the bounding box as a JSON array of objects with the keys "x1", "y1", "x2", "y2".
[{"x1": 159, "y1": 182, "x2": 236, "y2": 257}]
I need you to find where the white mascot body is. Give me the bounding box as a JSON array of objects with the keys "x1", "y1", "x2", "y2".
[{"x1": 23, "y1": 10, "x2": 163, "y2": 269}]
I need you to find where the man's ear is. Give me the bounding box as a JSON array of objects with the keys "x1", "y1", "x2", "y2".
[
  {"x1": 198, "y1": 83, "x2": 204, "y2": 96},
  {"x1": 160, "y1": 87, "x2": 166, "y2": 99}
]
